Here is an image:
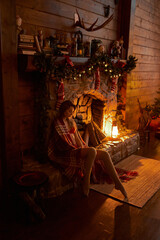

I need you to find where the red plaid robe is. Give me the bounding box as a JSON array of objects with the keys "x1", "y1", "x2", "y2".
[
  {"x1": 48, "y1": 118, "x2": 138, "y2": 183},
  {"x1": 48, "y1": 118, "x2": 85, "y2": 180}
]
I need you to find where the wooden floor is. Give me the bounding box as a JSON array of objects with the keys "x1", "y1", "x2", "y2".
[{"x1": 1, "y1": 132, "x2": 160, "y2": 240}]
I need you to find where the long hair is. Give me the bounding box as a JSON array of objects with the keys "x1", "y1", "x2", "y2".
[{"x1": 59, "y1": 100, "x2": 75, "y2": 117}]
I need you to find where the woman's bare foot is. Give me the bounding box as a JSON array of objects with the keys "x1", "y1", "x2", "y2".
[
  {"x1": 115, "y1": 183, "x2": 128, "y2": 199},
  {"x1": 82, "y1": 179, "x2": 90, "y2": 197}
]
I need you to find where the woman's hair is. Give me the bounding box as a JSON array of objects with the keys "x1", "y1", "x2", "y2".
[{"x1": 59, "y1": 100, "x2": 75, "y2": 117}]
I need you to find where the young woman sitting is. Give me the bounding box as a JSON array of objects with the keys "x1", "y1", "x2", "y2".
[{"x1": 48, "y1": 100, "x2": 127, "y2": 199}]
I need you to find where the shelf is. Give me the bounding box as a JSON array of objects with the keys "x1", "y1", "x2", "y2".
[
  {"x1": 55, "y1": 56, "x2": 89, "y2": 64},
  {"x1": 17, "y1": 54, "x2": 90, "y2": 72},
  {"x1": 17, "y1": 54, "x2": 126, "y2": 72}
]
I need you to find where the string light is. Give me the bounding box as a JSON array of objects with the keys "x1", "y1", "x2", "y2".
[
  {"x1": 105, "y1": 64, "x2": 108, "y2": 67},
  {"x1": 79, "y1": 74, "x2": 81, "y2": 77}
]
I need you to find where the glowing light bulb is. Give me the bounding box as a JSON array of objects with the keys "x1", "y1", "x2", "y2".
[{"x1": 112, "y1": 126, "x2": 118, "y2": 138}]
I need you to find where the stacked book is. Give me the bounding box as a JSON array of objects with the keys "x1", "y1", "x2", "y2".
[
  {"x1": 57, "y1": 43, "x2": 69, "y2": 55},
  {"x1": 18, "y1": 34, "x2": 36, "y2": 55}
]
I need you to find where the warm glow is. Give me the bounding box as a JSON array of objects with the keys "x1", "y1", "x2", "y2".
[
  {"x1": 103, "y1": 115, "x2": 112, "y2": 137},
  {"x1": 103, "y1": 115, "x2": 119, "y2": 138},
  {"x1": 112, "y1": 126, "x2": 118, "y2": 138}
]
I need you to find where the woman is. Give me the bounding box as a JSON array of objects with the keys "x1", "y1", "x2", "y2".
[{"x1": 48, "y1": 100, "x2": 127, "y2": 198}]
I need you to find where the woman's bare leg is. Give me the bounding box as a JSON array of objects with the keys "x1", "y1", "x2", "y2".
[
  {"x1": 80, "y1": 147, "x2": 97, "y2": 196},
  {"x1": 96, "y1": 150, "x2": 127, "y2": 198}
]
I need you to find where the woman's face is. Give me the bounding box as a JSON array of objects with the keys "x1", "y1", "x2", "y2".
[{"x1": 64, "y1": 106, "x2": 75, "y2": 118}]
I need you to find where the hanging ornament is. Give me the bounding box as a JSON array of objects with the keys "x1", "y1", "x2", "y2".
[
  {"x1": 56, "y1": 79, "x2": 65, "y2": 110},
  {"x1": 95, "y1": 67, "x2": 100, "y2": 90},
  {"x1": 111, "y1": 76, "x2": 118, "y2": 93}
]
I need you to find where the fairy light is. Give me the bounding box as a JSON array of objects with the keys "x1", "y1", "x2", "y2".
[
  {"x1": 105, "y1": 69, "x2": 108, "y2": 72},
  {"x1": 109, "y1": 70, "x2": 112, "y2": 73},
  {"x1": 79, "y1": 74, "x2": 81, "y2": 77},
  {"x1": 88, "y1": 68, "x2": 91, "y2": 71},
  {"x1": 105, "y1": 64, "x2": 108, "y2": 67},
  {"x1": 82, "y1": 70, "x2": 85, "y2": 73}
]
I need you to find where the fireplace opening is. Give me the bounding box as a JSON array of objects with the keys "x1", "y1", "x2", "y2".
[
  {"x1": 72, "y1": 93, "x2": 140, "y2": 163},
  {"x1": 73, "y1": 94, "x2": 118, "y2": 139}
]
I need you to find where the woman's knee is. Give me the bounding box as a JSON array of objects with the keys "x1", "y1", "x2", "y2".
[
  {"x1": 88, "y1": 147, "x2": 97, "y2": 157},
  {"x1": 97, "y1": 149, "x2": 110, "y2": 159}
]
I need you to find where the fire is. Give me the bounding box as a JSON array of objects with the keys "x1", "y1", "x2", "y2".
[{"x1": 103, "y1": 115, "x2": 112, "y2": 137}]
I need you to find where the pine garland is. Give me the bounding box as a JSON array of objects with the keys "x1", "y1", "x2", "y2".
[{"x1": 33, "y1": 53, "x2": 138, "y2": 84}]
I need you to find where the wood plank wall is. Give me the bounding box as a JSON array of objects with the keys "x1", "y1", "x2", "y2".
[
  {"x1": 0, "y1": 0, "x2": 21, "y2": 189},
  {"x1": 125, "y1": 0, "x2": 160, "y2": 129},
  {"x1": 15, "y1": 0, "x2": 120, "y2": 152}
]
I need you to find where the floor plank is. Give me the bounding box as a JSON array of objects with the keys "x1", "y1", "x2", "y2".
[{"x1": 0, "y1": 132, "x2": 160, "y2": 240}]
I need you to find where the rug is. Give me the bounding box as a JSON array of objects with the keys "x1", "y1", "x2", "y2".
[{"x1": 90, "y1": 155, "x2": 160, "y2": 208}]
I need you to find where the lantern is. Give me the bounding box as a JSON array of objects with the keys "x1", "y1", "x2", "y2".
[{"x1": 112, "y1": 120, "x2": 118, "y2": 138}]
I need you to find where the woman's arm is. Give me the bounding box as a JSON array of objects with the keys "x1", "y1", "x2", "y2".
[{"x1": 72, "y1": 119, "x2": 88, "y2": 148}]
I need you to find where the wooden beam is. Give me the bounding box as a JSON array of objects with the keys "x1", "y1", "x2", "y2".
[
  {"x1": 118, "y1": 0, "x2": 136, "y2": 57},
  {"x1": 127, "y1": 0, "x2": 136, "y2": 57},
  {"x1": 0, "y1": 0, "x2": 21, "y2": 191}
]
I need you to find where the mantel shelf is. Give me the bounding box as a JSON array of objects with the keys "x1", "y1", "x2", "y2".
[
  {"x1": 17, "y1": 54, "x2": 90, "y2": 72},
  {"x1": 55, "y1": 56, "x2": 90, "y2": 64},
  {"x1": 17, "y1": 54, "x2": 126, "y2": 72}
]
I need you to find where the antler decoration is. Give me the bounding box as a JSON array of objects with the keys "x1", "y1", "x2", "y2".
[{"x1": 75, "y1": 9, "x2": 114, "y2": 32}]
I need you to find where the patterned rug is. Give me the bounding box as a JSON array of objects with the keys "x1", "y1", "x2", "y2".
[{"x1": 90, "y1": 155, "x2": 160, "y2": 208}]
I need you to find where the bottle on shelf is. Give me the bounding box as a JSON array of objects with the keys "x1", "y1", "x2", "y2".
[{"x1": 74, "y1": 30, "x2": 83, "y2": 57}]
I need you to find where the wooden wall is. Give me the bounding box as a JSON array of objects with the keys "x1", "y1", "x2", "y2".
[
  {"x1": 125, "y1": 0, "x2": 160, "y2": 129},
  {"x1": 16, "y1": 0, "x2": 119, "y2": 48},
  {"x1": 0, "y1": 0, "x2": 21, "y2": 190},
  {"x1": 16, "y1": 0, "x2": 120, "y2": 152}
]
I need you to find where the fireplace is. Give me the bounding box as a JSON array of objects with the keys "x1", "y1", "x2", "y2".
[{"x1": 57, "y1": 71, "x2": 140, "y2": 164}]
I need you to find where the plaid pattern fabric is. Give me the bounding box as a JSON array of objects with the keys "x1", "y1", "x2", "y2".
[{"x1": 48, "y1": 118, "x2": 84, "y2": 180}]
